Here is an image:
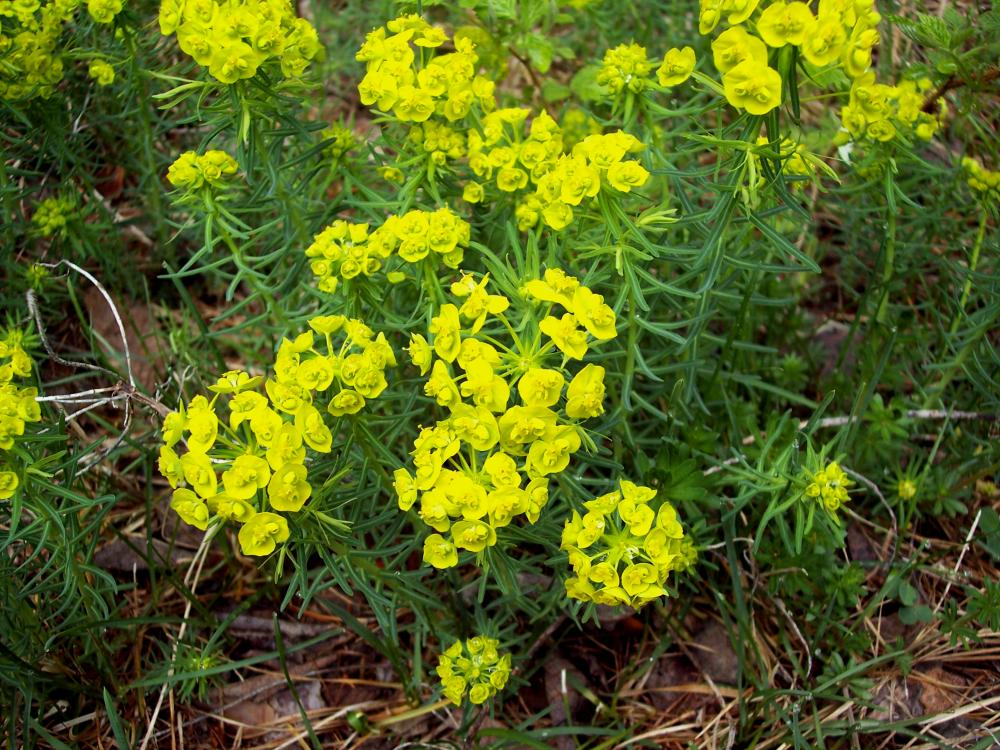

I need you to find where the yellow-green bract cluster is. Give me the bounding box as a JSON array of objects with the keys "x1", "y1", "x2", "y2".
[
  {"x1": 465, "y1": 109, "x2": 652, "y2": 232},
  {"x1": 355, "y1": 15, "x2": 653, "y2": 235},
  {"x1": 166, "y1": 150, "x2": 240, "y2": 193},
  {"x1": 31, "y1": 195, "x2": 77, "y2": 237},
  {"x1": 437, "y1": 636, "x2": 511, "y2": 705},
  {"x1": 0, "y1": 0, "x2": 122, "y2": 100},
  {"x1": 803, "y1": 460, "x2": 852, "y2": 515},
  {"x1": 356, "y1": 14, "x2": 495, "y2": 123},
  {"x1": 692, "y1": 0, "x2": 943, "y2": 139},
  {"x1": 158, "y1": 315, "x2": 394, "y2": 555},
  {"x1": 393, "y1": 270, "x2": 617, "y2": 570},
  {"x1": 963, "y1": 157, "x2": 1000, "y2": 203},
  {"x1": 561, "y1": 480, "x2": 695, "y2": 608},
  {"x1": 597, "y1": 42, "x2": 697, "y2": 97},
  {"x1": 157, "y1": 0, "x2": 322, "y2": 84},
  {"x1": 0, "y1": 331, "x2": 41, "y2": 500},
  {"x1": 305, "y1": 208, "x2": 471, "y2": 294}
]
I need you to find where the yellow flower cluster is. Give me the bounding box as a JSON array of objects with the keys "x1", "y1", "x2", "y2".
[
  {"x1": 0, "y1": 331, "x2": 41, "y2": 500},
  {"x1": 465, "y1": 108, "x2": 563, "y2": 203},
  {"x1": 561, "y1": 480, "x2": 694, "y2": 608},
  {"x1": 657, "y1": 46, "x2": 697, "y2": 87},
  {"x1": 31, "y1": 195, "x2": 76, "y2": 237},
  {"x1": 963, "y1": 157, "x2": 1000, "y2": 203},
  {"x1": 356, "y1": 14, "x2": 495, "y2": 123},
  {"x1": 596, "y1": 42, "x2": 697, "y2": 100},
  {"x1": 0, "y1": 0, "x2": 123, "y2": 99},
  {"x1": 166, "y1": 150, "x2": 240, "y2": 192},
  {"x1": 86, "y1": 0, "x2": 121, "y2": 23},
  {"x1": 157, "y1": 0, "x2": 322, "y2": 84},
  {"x1": 320, "y1": 123, "x2": 357, "y2": 164},
  {"x1": 710, "y1": 25, "x2": 782, "y2": 115},
  {"x1": 408, "y1": 120, "x2": 467, "y2": 168},
  {"x1": 88, "y1": 58, "x2": 115, "y2": 85},
  {"x1": 393, "y1": 270, "x2": 617, "y2": 569},
  {"x1": 437, "y1": 636, "x2": 511, "y2": 706},
  {"x1": 1, "y1": 0, "x2": 68, "y2": 99},
  {"x1": 158, "y1": 315, "x2": 394, "y2": 555},
  {"x1": 694, "y1": 0, "x2": 896, "y2": 118},
  {"x1": 597, "y1": 42, "x2": 654, "y2": 96},
  {"x1": 305, "y1": 208, "x2": 471, "y2": 294},
  {"x1": 839, "y1": 75, "x2": 940, "y2": 144},
  {"x1": 804, "y1": 460, "x2": 852, "y2": 514},
  {"x1": 517, "y1": 130, "x2": 650, "y2": 231}
]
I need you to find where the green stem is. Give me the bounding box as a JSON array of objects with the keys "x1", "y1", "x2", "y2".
[
  {"x1": 948, "y1": 209, "x2": 987, "y2": 335},
  {"x1": 875, "y1": 174, "x2": 897, "y2": 325}
]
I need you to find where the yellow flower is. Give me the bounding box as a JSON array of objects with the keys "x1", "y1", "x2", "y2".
[
  {"x1": 539, "y1": 314, "x2": 589, "y2": 359},
  {"x1": 723, "y1": 0, "x2": 761, "y2": 25},
  {"x1": 423, "y1": 533, "x2": 459, "y2": 568},
  {"x1": 181, "y1": 451, "x2": 217, "y2": 499},
  {"x1": 309, "y1": 315, "x2": 347, "y2": 335},
  {"x1": 198, "y1": 150, "x2": 240, "y2": 186},
  {"x1": 448, "y1": 404, "x2": 500, "y2": 452},
  {"x1": 425, "y1": 360, "x2": 462, "y2": 408},
  {"x1": 722, "y1": 60, "x2": 783, "y2": 115},
  {"x1": 453, "y1": 275, "x2": 510, "y2": 333},
  {"x1": 597, "y1": 42, "x2": 653, "y2": 96},
  {"x1": 0, "y1": 470, "x2": 19, "y2": 500},
  {"x1": 757, "y1": 2, "x2": 814, "y2": 47},
  {"x1": 459, "y1": 360, "x2": 510, "y2": 413},
  {"x1": 711, "y1": 26, "x2": 768, "y2": 74},
  {"x1": 296, "y1": 356, "x2": 335, "y2": 392},
  {"x1": 429, "y1": 304, "x2": 462, "y2": 363},
  {"x1": 407, "y1": 333, "x2": 433, "y2": 375},
  {"x1": 657, "y1": 46, "x2": 696, "y2": 87},
  {"x1": 572, "y1": 287, "x2": 618, "y2": 339},
  {"x1": 87, "y1": 0, "x2": 122, "y2": 24},
  {"x1": 804, "y1": 461, "x2": 853, "y2": 514},
  {"x1": 209, "y1": 40, "x2": 261, "y2": 84},
  {"x1": 394, "y1": 85, "x2": 436, "y2": 122},
  {"x1": 541, "y1": 201, "x2": 574, "y2": 231},
  {"x1": 296, "y1": 404, "x2": 333, "y2": 452},
  {"x1": 167, "y1": 152, "x2": 203, "y2": 190},
  {"x1": 238, "y1": 512, "x2": 290, "y2": 556},
  {"x1": 327, "y1": 389, "x2": 366, "y2": 416},
  {"x1": 267, "y1": 463, "x2": 311, "y2": 511},
  {"x1": 451, "y1": 519, "x2": 497, "y2": 552},
  {"x1": 800, "y1": 16, "x2": 847, "y2": 67},
  {"x1": 222, "y1": 454, "x2": 271, "y2": 500},
  {"x1": 499, "y1": 406, "x2": 559, "y2": 454},
  {"x1": 606, "y1": 161, "x2": 650, "y2": 193},
  {"x1": 565, "y1": 364, "x2": 607, "y2": 419},
  {"x1": 207, "y1": 493, "x2": 256, "y2": 523},
  {"x1": 699, "y1": 0, "x2": 724, "y2": 34},
  {"x1": 526, "y1": 425, "x2": 581, "y2": 476},
  {"x1": 394, "y1": 467, "x2": 419, "y2": 510},
  {"x1": 158, "y1": 446, "x2": 184, "y2": 488},
  {"x1": 88, "y1": 59, "x2": 115, "y2": 86},
  {"x1": 522, "y1": 268, "x2": 580, "y2": 311},
  {"x1": 210, "y1": 370, "x2": 263, "y2": 395},
  {"x1": 462, "y1": 182, "x2": 484, "y2": 203},
  {"x1": 171, "y1": 488, "x2": 211, "y2": 530},
  {"x1": 516, "y1": 368, "x2": 565, "y2": 407},
  {"x1": 249, "y1": 407, "x2": 284, "y2": 446}
]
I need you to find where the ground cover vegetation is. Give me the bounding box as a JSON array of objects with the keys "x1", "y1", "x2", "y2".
[{"x1": 1, "y1": 0, "x2": 999, "y2": 746}]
